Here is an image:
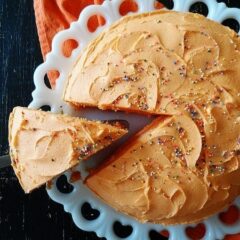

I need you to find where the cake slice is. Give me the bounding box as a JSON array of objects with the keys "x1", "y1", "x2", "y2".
[
  {"x1": 86, "y1": 115, "x2": 240, "y2": 225},
  {"x1": 8, "y1": 107, "x2": 127, "y2": 193}
]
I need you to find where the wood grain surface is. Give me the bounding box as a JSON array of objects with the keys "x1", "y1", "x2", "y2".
[{"x1": 0, "y1": 0, "x2": 239, "y2": 239}]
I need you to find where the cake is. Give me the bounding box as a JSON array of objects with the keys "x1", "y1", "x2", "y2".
[
  {"x1": 60, "y1": 10, "x2": 240, "y2": 224},
  {"x1": 8, "y1": 107, "x2": 127, "y2": 193}
]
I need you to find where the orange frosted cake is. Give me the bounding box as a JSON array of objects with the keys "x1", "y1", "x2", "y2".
[
  {"x1": 9, "y1": 10, "x2": 240, "y2": 225},
  {"x1": 8, "y1": 107, "x2": 127, "y2": 193},
  {"x1": 61, "y1": 10, "x2": 240, "y2": 224}
]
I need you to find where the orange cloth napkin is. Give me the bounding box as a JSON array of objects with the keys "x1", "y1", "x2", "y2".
[{"x1": 33, "y1": 1, "x2": 240, "y2": 239}]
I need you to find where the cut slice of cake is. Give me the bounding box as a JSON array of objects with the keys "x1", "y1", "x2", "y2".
[
  {"x1": 86, "y1": 115, "x2": 240, "y2": 225},
  {"x1": 8, "y1": 107, "x2": 127, "y2": 193}
]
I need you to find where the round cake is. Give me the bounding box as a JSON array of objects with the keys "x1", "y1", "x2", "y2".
[{"x1": 64, "y1": 10, "x2": 240, "y2": 224}]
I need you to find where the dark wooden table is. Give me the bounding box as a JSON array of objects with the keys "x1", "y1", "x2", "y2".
[{"x1": 0, "y1": 0, "x2": 239, "y2": 239}]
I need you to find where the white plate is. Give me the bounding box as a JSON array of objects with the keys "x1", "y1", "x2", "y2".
[{"x1": 29, "y1": 0, "x2": 240, "y2": 239}]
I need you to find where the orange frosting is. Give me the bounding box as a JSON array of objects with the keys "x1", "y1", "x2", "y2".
[
  {"x1": 9, "y1": 107, "x2": 127, "y2": 193},
  {"x1": 78, "y1": 11, "x2": 240, "y2": 224}
]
